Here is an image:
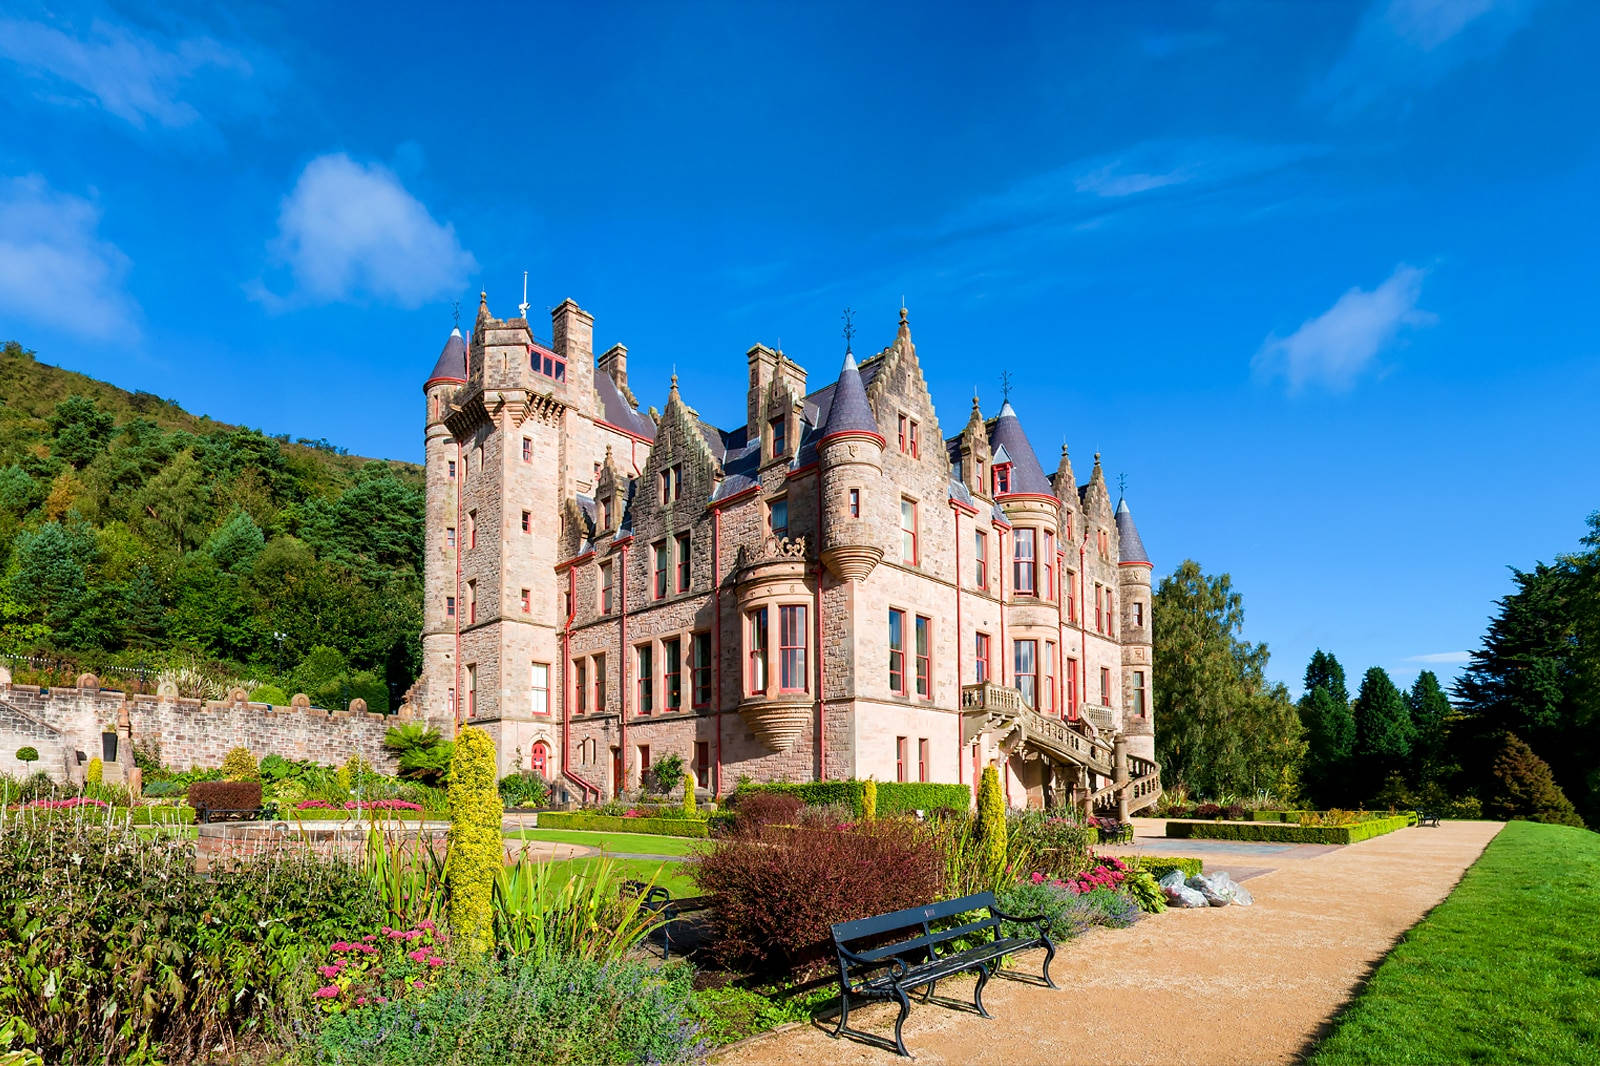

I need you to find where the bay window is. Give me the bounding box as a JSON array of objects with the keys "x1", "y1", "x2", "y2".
[
  {"x1": 1013, "y1": 528, "x2": 1036, "y2": 594},
  {"x1": 747, "y1": 608, "x2": 769, "y2": 694},
  {"x1": 779, "y1": 605, "x2": 808, "y2": 692}
]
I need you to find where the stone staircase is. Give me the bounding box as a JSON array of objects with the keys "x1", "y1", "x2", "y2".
[{"x1": 960, "y1": 681, "x2": 1161, "y2": 818}]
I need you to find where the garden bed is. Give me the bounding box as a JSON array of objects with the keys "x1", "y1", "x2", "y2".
[
  {"x1": 536, "y1": 811, "x2": 710, "y2": 837},
  {"x1": 1165, "y1": 816, "x2": 1412, "y2": 845}
]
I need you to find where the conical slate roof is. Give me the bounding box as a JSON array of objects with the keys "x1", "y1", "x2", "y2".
[
  {"x1": 820, "y1": 350, "x2": 880, "y2": 439},
  {"x1": 988, "y1": 401, "x2": 1054, "y2": 496},
  {"x1": 1115, "y1": 496, "x2": 1151, "y2": 565},
  {"x1": 426, "y1": 327, "x2": 467, "y2": 386}
]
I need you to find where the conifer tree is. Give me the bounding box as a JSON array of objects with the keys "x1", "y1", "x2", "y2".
[
  {"x1": 1407, "y1": 670, "x2": 1453, "y2": 785},
  {"x1": 1352, "y1": 666, "x2": 1414, "y2": 801},
  {"x1": 1298, "y1": 650, "x2": 1355, "y2": 805},
  {"x1": 1486, "y1": 734, "x2": 1584, "y2": 827},
  {"x1": 446, "y1": 726, "x2": 502, "y2": 957},
  {"x1": 974, "y1": 765, "x2": 1007, "y2": 889}
]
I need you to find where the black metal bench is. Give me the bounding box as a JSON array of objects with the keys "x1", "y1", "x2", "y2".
[
  {"x1": 829, "y1": 891, "x2": 1055, "y2": 1057},
  {"x1": 1415, "y1": 811, "x2": 1441, "y2": 827},
  {"x1": 1097, "y1": 820, "x2": 1135, "y2": 844},
  {"x1": 195, "y1": 806, "x2": 263, "y2": 824},
  {"x1": 621, "y1": 881, "x2": 714, "y2": 960}
]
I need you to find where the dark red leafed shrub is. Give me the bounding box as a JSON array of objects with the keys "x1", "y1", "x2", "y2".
[
  {"x1": 1224, "y1": 804, "x2": 1247, "y2": 821},
  {"x1": 692, "y1": 821, "x2": 943, "y2": 977},
  {"x1": 188, "y1": 780, "x2": 262, "y2": 813},
  {"x1": 1193, "y1": 803, "x2": 1223, "y2": 820},
  {"x1": 730, "y1": 792, "x2": 803, "y2": 833}
]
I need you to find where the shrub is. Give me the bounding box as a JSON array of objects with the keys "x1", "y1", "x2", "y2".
[
  {"x1": 1193, "y1": 802, "x2": 1223, "y2": 820},
  {"x1": 862, "y1": 777, "x2": 877, "y2": 821},
  {"x1": 1007, "y1": 811, "x2": 1093, "y2": 879},
  {"x1": 995, "y1": 879, "x2": 1143, "y2": 939},
  {"x1": 446, "y1": 726, "x2": 502, "y2": 956},
  {"x1": 187, "y1": 779, "x2": 262, "y2": 814},
  {"x1": 1121, "y1": 868, "x2": 1167, "y2": 913},
  {"x1": 86, "y1": 756, "x2": 103, "y2": 786},
  {"x1": 734, "y1": 779, "x2": 970, "y2": 819},
  {"x1": 494, "y1": 852, "x2": 668, "y2": 964},
  {"x1": 645, "y1": 752, "x2": 687, "y2": 795},
  {"x1": 220, "y1": 746, "x2": 259, "y2": 782},
  {"x1": 732, "y1": 792, "x2": 803, "y2": 833},
  {"x1": 385, "y1": 723, "x2": 454, "y2": 787},
  {"x1": 797, "y1": 802, "x2": 854, "y2": 829},
  {"x1": 693, "y1": 821, "x2": 944, "y2": 976},
  {"x1": 499, "y1": 771, "x2": 552, "y2": 808},
  {"x1": 14, "y1": 747, "x2": 38, "y2": 765},
  {"x1": 1486, "y1": 733, "x2": 1585, "y2": 827},
  {"x1": 1166, "y1": 816, "x2": 1411, "y2": 845},
  {"x1": 141, "y1": 779, "x2": 184, "y2": 798},
  {"x1": 1131, "y1": 855, "x2": 1204, "y2": 880},
  {"x1": 682, "y1": 772, "x2": 698, "y2": 817},
  {"x1": 974, "y1": 765, "x2": 1007, "y2": 889},
  {"x1": 308, "y1": 954, "x2": 705, "y2": 1066},
  {"x1": 248, "y1": 683, "x2": 289, "y2": 705}
]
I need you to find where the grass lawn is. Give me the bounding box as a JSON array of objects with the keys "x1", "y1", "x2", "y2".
[
  {"x1": 1307, "y1": 820, "x2": 1600, "y2": 1065},
  {"x1": 534, "y1": 856, "x2": 698, "y2": 897},
  {"x1": 505, "y1": 828, "x2": 702, "y2": 857}
]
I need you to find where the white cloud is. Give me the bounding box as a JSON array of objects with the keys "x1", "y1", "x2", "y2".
[
  {"x1": 0, "y1": 16, "x2": 251, "y2": 129},
  {"x1": 1319, "y1": 0, "x2": 1538, "y2": 113},
  {"x1": 0, "y1": 175, "x2": 138, "y2": 341},
  {"x1": 1254, "y1": 265, "x2": 1435, "y2": 393},
  {"x1": 252, "y1": 154, "x2": 478, "y2": 310},
  {"x1": 1404, "y1": 651, "x2": 1472, "y2": 664}
]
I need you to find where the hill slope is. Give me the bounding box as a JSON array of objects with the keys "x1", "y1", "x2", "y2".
[{"x1": 0, "y1": 340, "x2": 425, "y2": 711}]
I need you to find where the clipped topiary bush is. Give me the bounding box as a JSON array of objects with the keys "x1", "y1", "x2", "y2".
[
  {"x1": 975, "y1": 765, "x2": 1007, "y2": 888},
  {"x1": 862, "y1": 777, "x2": 877, "y2": 822},
  {"x1": 731, "y1": 792, "x2": 802, "y2": 833},
  {"x1": 446, "y1": 726, "x2": 502, "y2": 956},
  {"x1": 220, "y1": 747, "x2": 259, "y2": 782},
  {"x1": 247, "y1": 684, "x2": 289, "y2": 706},
  {"x1": 14, "y1": 747, "x2": 38, "y2": 765},
  {"x1": 86, "y1": 757, "x2": 103, "y2": 786},
  {"x1": 682, "y1": 772, "x2": 697, "y2": 817}
]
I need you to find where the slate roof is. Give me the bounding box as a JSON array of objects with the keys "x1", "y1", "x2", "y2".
[
  {"x1": 820, "y1": 351, "x2": 880, "y2": 438},
  {"x1": 804, "y1": 354, "x2": 884, "y2": 431},
  {"x1": 1115, "y1": 497, "x2": 1151, "y2": 565},
  {"x1": 987, "y1": 401, "x2": 1054, "y2": 496},
  {"x1": 426, "y1": 327, "x2": 467, "y2": 385},
  {"x1": 596, "y1": 370, "x2": 657, "y2": 441}
]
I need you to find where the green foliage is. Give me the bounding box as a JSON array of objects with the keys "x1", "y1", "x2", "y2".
[
  {"x1": 535, "y1": 812, "x2": 709, "y2": 837},
  {"x1": 307, "y1": 954, "x2": 706, "y2": 1066},
  {"x1": 13, "y1": 746, "x2": 37, "y2": 764},
  {"x1": 1130, "y1": 856, "x2": 1204, "y2": 880},
  {"x1": 493, "y1": 850, "x2": 669, "y2": 963},
  {"x1": 682, "y1": 772, "x2": 698, "y2": 816},
  {"x1": 862, "y1": 776, "x2": 877, "y2": 821},
  {"x1": 498, "y1": 771, "x2": 551, "y2": 808},
  {"x1": 1005, "y1": 809, "x2": 1094, "y2": 880},
  {"x1": 384, "y1": 722, "x2": 453, "y2": 787},
  {"x1": 220, "y1": 745, "x2": 259, "y2": 781},
  {"x1": 692, "y1": 984, "x2": 818, "y2": 1048},
  {"x1": 975, "y1": 765, "x2": 1007, "y2": 888},
  {"x1": 1306, "y1": 822, "x2": 1600, "y2": 1066},
  {"x1": 1298, "y1": 649, "x2": 1355, "y2": 805},
  {"x1": 85, "y1": 756, "x2": 102, "y2": 785},
  {"x1": 249, "y1": 683, "x2": 289, "y2": 705},
  {"x1": 1121, "y1": 867, "x2": 1167, "y2": 913},
  {"x1": 1486, "y1": 734, "x2": 1585, "y2": 827},
  {"x1": 1165, "y1": 815, "x2": 1410, "y2": 845},
  {"x1": 1153, "y1": 560, "x2": 1306, "y2": 796},
  {"x1": 445, "y1": 726, "x2": 502, "y2": 956},
  {"x1": 1352, "y1": 666, "x2": 1414, "y2": 801},
  {"x1": 644, "y1": 751, "x2": 686, "y2": 795},
  {"x1": 737, "y1": 779, "x2": 970, "y2": 819}
]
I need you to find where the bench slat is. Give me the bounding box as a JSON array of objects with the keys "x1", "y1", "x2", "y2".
[
  {"x1": 850, "y1": 918, "x2": 1000, "y2": 963},
  {"x1": 832, "y1": 891, "x2": 997, "y2": 944}
]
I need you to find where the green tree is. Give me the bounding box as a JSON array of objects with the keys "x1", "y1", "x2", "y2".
[
  {"x1": 1351, "y1": 667, "x2": 1414, "y2": 801},
  {"x1": 7, "y1": 520, "x2": 95, "y2": 638},
  {"x1": 133, "y1": 449, "x2": 210, "y2": 551},
  {"x1": 1298, "y1": 650, "x2": 1356, "y2": 806},
  {"x1": 446, "y1": 726, "x2": 502, "y2": 956},
  {"x1": 974, "y1": 764, "x2": 1007, "y2": 889},
  {"x1": 1153, "y1": 560, "x2": 1306, "y2": 797},
  {"x1": 1407, "y1": 670, "x2": 1454, "y2": 785},
  {"x1": 1486, "y1": 734, "x2": 1584, "y2": 827},
  {"x1": 48, "y1": 395, "x2": 115, "y2": 469},
  {"x1": 207, "y1": 510, "x2": 266, "y2": 573}
]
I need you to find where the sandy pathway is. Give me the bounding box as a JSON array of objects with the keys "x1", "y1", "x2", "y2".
[{"x1": 716, "y1": 820, "x2": 1502, "y2": 1066}]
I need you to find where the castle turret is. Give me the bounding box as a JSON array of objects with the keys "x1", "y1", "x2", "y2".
[
  {"x1": 422, "y1": 326, "x2": 467, "y2": 731},
  {"x1": 1116, "y1": 495, "x2": 1155, "y2": 760},
  {"x1": 818, "y1": 349, "x2": 886, "y2": 581}
]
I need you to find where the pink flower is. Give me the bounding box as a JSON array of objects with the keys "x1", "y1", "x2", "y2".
[
  {"x1": 318, "y1": 965, "x2": 341, "y2": 979},
  {"x1": 412, "y1": 979, "x2": 425, "y2": 990},
  {"x1": 356, "y1": 996, "x2": 367, "y2": 1006},
  {"x1": 1030, "y1": 872, "x2": 1045, "y2": 884},
  {"x1": 408, "y1": 948, "x2": 429, "y2": 963},
  {"x1": 419, "y1": 919, "x2": 436, "y2": 931},
  {"x1": 427, "y1": 957, "x2": 446, "y2": 967},
  {"x1": 387, "y1": 929, "x2": 408, "y2": 940},
  {"x1": 314, "y1": 985, "x2": 341, "y2": 999},
  {"x1": 362, "y1": 934, "x2": 377, "y2": 942}
]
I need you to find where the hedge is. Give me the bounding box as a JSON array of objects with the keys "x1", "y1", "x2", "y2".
[
  {"x1": 1164, "y1": 815, "x2": 1412, "y2": 845},
  {"x1": 737, "y1": 780, "x2": 971, "y2": 818},
  {"x1": 1246, "y1": 810, "x2": 1302, "y2": 822},
  {"x1": 129, "y1": 805, "x2": 195, "y2": 825},
  {"x1": 1133, "y1": 856, "x2": 1204, "y2": 879},
  {"x1": 280, "y1": 808, "x2": 434, "y2": 821},
  {"x1": 536, "y1": 811, "x2": 710, "y2": 838}
]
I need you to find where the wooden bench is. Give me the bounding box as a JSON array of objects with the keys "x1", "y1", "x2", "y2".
[
  {"x1": 1415, "y1": 811, "x2": 1441, "y2": 827},
  {"x1": 829, "y1": 891, "x2": 1055, "y2": 1057}
]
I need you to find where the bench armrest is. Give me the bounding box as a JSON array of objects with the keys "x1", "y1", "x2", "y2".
[
  {"x1": 835, "y1": 944, "x2": 909, "y2": 990},
  {"x1": 991, "y1": 908, "x2": 1052, "y2": 942}
]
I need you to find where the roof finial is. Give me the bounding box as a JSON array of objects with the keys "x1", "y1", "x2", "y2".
[
  {"x1": 1118, "y1": 472, "x2": 1127, "y2": 497},
  {"x1": 518, "y1": 271, "x2": 530, "y2": 320},
  {"x1": 451, "y1": 299, "x2": 461, "y2": 330},
  {"x1": 841, "y1": 307, "x2": 855, "y2": 355},
  {"x1": 1000, "y1": 370, "x2": 1014, "y2": 404}
]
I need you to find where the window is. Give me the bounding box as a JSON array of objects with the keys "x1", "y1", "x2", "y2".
[
  {"x1": 1066, "y1": 658, "x2": 1079, "y2": 714},
  {"x1": 691, "y1": 631, "x2": 712, "y2": 708},
  {"x1": 1098, "y1": 528, "x2": 1109, "y2": 559},
  {"x1": 530, "y1": 740, "x2": 548, "y2": 776},
  {"x1": 1044, "y1": 641, "x2": 1056, "y2": 714},
  {"x1": 1106, "y1": 588, "x2": 1115, "y2": 635},
  {"x1": 531, "y1": 662, "x2": 549, "y2": 715},
  {"x1": 975, "y1": 459, "x2": 985, "y2": 492},
  {"x1": 446, "y1": 526, "x2": 456, "y2": 548},
  {"x1": 636, "y1": 644, "x2": 654, "y2": 714},
  {"x1": 1013, "y1": 528, "x2": 1036, "y2": 594},
  {"x1": 520, "y1": 588, "x2": 530, "y2": 614},
  {"x1": 659, "y1": 464, "x2": 681, "y2": 504},
  {"x1": 447, "y1": 687, "x2": 456, "y2": 719},
  {"x1": 521, "y1": 510, "x2": 531, "y2": 533},
  {"x1": 779, "y1": 605, "x2": 808, "y2": 692},
  {"x1": 1133, "y1": 671, "x2": 1147, "y2": 718},
  {"x1": 994, "y1": 464, "x2": 1011, "y2": 495},
  {"x1": 575, "y1": 658, "x2": 587, "y2": 713},
  {"x1": 900, "y1": 498, "x2": 917, "y2": 563},
  {"x1": 598, "y1": 498, "x2": 610, "y2": 530},
  {"x1": 918, "y1": 738, "x2": 929, "y2": 783},
  {"x1": 898, "y1": 414, "x2": 909, "y2": 453},
  {"x1": 1093, "y1": 583, "x2": 1103, "y2": 633},
  {"x1": 653, "y1": 540, "x2": 669, "y2": 599},
  {"x1": 600, "y1": 561, "x2": 614, "y2": 614},
  {"x1": 1100, "y1": 667, "x2": 1111, "y2": 706},
  {"x1": 446, "y1": 595, "x2": 456, "y2": 618},
  {"x1": 888, "y1": 609, "x2": 907, "y2": 695},
  {"x1": 914, "y1": 615, "x2": 932, "y2": 699},
  {"x1": 747, "y1": 608, "x2": 770, "y2": 695},
  {"x1": 466, "y1": 664, "x2": 476, "y2": 718},
  {"x1": 1065, "y1": 513, "x2": 1073, "y2": 540},
  {"x1": 467, "y1": 580, "x2": 476, "y2": 623},
  {"x1": 447, "y1": 459, "x2": 456, "y2": 479},
  {"x1": 675, "y1": 532, "x2": 691, "y2": 592},
  {"x1": 1014, "y1": 639, "x2": 1038, "y2": 710},
  {"x1": 532, "y1": 347, "x2": 567, "y2": 381},
  {"x1": 974, "y1": 529, "x2": 988, "y2": 589},
  {"x1": 975, "y1": 632, "x2": 991, "y2": 683},
  {"x1": 1133, "y1": 602, "x2": 1144, "y2": 627},
  {"x1": 896, "y1": 415, "x2": 919, "y2": 458},
  {"x1": 694, "y1": 741, "x2": 710, "y2": 790},
  {"x1": 1066, "y1": 570, "x2": 1077, "y2": 622},
  {"x1": 468, "y1": 511, "x2": 477, "y2": 549},
  {"x1": 849, "y1": 488, "x2": 860, "y2": 517},
  {"x1": 770, "y1": 417, "x2": 786, "y2": 459},
  {"x1": 594, "y1": 653, "x2": 607, "y2": 710},
  {"x1": 662, "y1": 637, "x2": 683, "y2": 710},
  {"x1": 637, "y1": 745, "x2": 650, "y2": 783},
  {"x1": 1043, "y1": 530, "x2": 1055, "y2": 600},
  {"x1": 896, "y1": 736, "x2": 908, "y2": 783},
  {"x1": 522, "y1": 437, "x2": 532, "y2": 462},
  {"x1": 769, "y1": 497, "x2": 788, "y2": 540}
]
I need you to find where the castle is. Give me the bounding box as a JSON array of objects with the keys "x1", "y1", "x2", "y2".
[{"x1": 419, "y1": 293, "x2": 1160, "y2": 814}]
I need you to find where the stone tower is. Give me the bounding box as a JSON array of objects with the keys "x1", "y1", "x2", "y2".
[
  {"x1": 420, "y1": 326, "x2": 467, "y2": 732},
  {"x1": 818, "y1": 349, "x2": 886, "y2": 581},
  {"x1": 1116, "y1": 496, "x2": 1155, "y2": 761}
]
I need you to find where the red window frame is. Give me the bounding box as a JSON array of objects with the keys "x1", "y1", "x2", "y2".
[
  {"x1": 994, "y1": 464, "x2": 1011, "y2": 495},
  {"x1": 575, "y1": 658, "x2": 587, "y2": 714},
  {"x1": 1067, "y1": 658, "x2": 1079, "y2": 716},
  {"x1": 917, "y1": 738, "x2": 929, "y2": 782},
  {"x1": 1042, "y1": 530, "x2": 1055, "y2": 600},
  {"x1": 898, "y1": 414, "x2": 908, "y2": 453},
  {"x1": 1133, "y1": 670, "x2": 1147, "y2": 717},
  {"x1": 636, "y1": 643, "x2": 654, "y2": 715},
  {"x1": 888, "y1": 609, "x2": 907, "y2": 696},
  {"x1": 1044, "y1": 641, "x2": 1057, "y2": 715},
  {"x1": 694, "y1": 740, "x2": 710, "y2": 789},
  {"x1": 1095, "y1": 584, "x2": 1104, "y2": 633},
  {"x1": 1066, "y1": 571, "x2": 1077, "y2": 622},
  {"x1": 466, "y1": 664, "x2": 476, "y2": 718},
  {"x1": 446, "y1": 595, "x2": 456, "y2": 617},
  {"x1": 675, "y1": 532, "x2": 691, "y2": 592},
  {"x1": 468, "y1": 511, "x2": 476, "y2": 549},
  {"x1": 975, "y1": 632, "x2": 991, "y2": 683},
  {"x1": 691, "y1": 631, "x2": 712, "y2": 709},
  {"x1": 747, "y1": 608, "x2": 769, "y2": 695},
  {"x1": 467, "y1": 581, "x2": 476, "y2": 623},
  {"x1": 663, "y1": 636, "x2": 682, "y2": 710},
  {"x1": 653, "y1": 540, "x2": 669, "y2": 599},
  {"x1": 779, "y1": 604, "x2": 808, "y2": 693},
  {"x1": 530, "y1": 662, "x2": 549, "y2": 715},
  {"x1": 593, "y1": 653, "x2": 606, "y2": 711},
  {"x1": 974, "y1": 529, "x2": 987, "y2": 589},
  {"x1": 1014, "y1": 639, "x2": 1038, "y2": 711},
  {"x1": 520, "y1": 588, "x2": 530, "y2": 614},
  {"x1": 914, "y1": 615, "x2": 932, "y2": 699},
  {"x1": 522, "y1": 437, "x2": 532, "y2": 462},
  {"x1": 895, "y1": 736, "x2": 908, "y2": 783},
  {"x1": 1100, "y1": 666, "x2": 1112, "y2": 706},
  {"x1": 909, "y1": 420, "x2": 920, "y2": 458},
  {"x1": 1013, "y1": 528, "x2": 1036, "y2": 595},
  {"x1": 600, "y1": 561, "x2": 614, "y2": 614},
  {"x1": 849, "y1": 488, "x2": 860, "y2": 517}
]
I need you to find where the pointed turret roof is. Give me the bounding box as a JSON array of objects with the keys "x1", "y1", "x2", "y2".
[
  {"x1": 820, "y1": 350, "x2": 881, "y2": 440},
  {"x1": 987, "y1": 401, "x2": 1054, "y2": 496},
  {"x1": 426, "y1": 327, "x2": 467, "y2": 387},
  {"x1": 1115, "y1": 496, "x2": 1151, "y2": 566}
]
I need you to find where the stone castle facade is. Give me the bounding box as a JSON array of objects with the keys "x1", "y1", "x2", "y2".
[{"x1": 421, "y1": 294, "x2": 1159, "y2": 811}]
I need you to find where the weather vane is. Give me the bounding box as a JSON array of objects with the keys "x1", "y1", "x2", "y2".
[
  {"x1": 451, "y1": 299, "x2": 461, "y2": 330},
  {"x1": 1118, "y1": 472, "x2": 1127, "y2": 497},
  {"x1": 1000, "y1": 370, "x2": 1014, "y2": 403},
  {"x1": 842, "y1": 307, "x2": 855, "y2": 353}
]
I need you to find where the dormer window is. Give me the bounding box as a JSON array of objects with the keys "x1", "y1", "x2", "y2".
[
  {"x1": 770, "y1": 417, "x2": 787, "y2": 459},
  {"x1": 531, "y1": 345, "x2": 567, "y2": 382},
  {"x1": 993, "y1": 464, "x2": 1011, "y2": 495},
  {"x1": 898, "y1": 415, "x2": 919, "y2": 457},
  {"x1": 659, "y1": 464, "x2": 682, "y2": 505},
  {"x1": 598, "y1": 499, "x2": 611, "y2": 531}
]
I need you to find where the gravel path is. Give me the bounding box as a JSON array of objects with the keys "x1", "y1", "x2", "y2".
[{"x1": 716, "y1": 819, "x2": 1503, "y2": 1066}]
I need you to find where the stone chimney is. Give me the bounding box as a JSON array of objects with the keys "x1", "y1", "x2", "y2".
[
  {"x1": 598, "y1": 343, "x2": 628, "y2": 390},
  {"x1": 746, "y1": 343, "x2": 779, "y2": 439},
  {"x1": 550, "y1": 298, "x2": 596, "y2": 413}
]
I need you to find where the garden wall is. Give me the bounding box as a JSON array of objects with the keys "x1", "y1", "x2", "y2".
[{"x1": 1164, "y1": 816, "x2": 1412, "y2": 845}]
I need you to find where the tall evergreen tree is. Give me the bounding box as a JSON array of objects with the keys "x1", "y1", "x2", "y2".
[
  {"x1": 1407, "y1": 670, "x2": 1453, "y2": 785},
  {"x1": 1351, "y1": 666, "x2": 1414, "y2": 801},
  {"x1": 1298, "y1": 649, "x2": 1356, "y2": 805}
]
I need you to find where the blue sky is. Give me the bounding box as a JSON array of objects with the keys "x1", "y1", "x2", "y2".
[{"x1": 2, "y1": 0, "x2": 1596, "y2": 695}]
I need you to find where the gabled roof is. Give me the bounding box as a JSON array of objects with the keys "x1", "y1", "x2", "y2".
[
  {"x1": 1115, "y1": 496, "x2": 1151, "y2": 565},
  {"x1": 987, "y1": 401, "x2": 1054, "y2": 496},
  {"x1": 426, "y1": 327, "x2": 467, "y2": 386},
  {"x1": 596, "y1": 371, "x2": 657, "y2": 441}
]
